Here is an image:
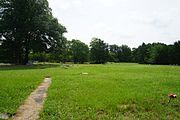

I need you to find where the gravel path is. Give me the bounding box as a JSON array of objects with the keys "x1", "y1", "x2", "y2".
[{"x1": 12, "y1": 78, "x2": 51, "y2": 120}]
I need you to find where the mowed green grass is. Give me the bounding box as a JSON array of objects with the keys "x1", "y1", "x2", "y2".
[
  {"x1": 0, "y1": 64, "x2": 57, "y2": 115},
  {"x1": 40, "y1": 64, "x2": 180, "y2": 120},
  {"x1": 0, "y1": 63, "x2": 180, "y2": 119}
]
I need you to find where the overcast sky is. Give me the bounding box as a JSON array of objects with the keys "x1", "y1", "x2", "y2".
[{"x1": 48, "y1": 0, "x2": 180, "y2": 48}]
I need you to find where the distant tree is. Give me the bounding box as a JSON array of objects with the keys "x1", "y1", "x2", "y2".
[
  {"x1": 134, "y1": 43, "x2": 151, "y2": 64},
  {"x1": 118, "y1": 45, "x2": 132, "y2": 62},
  {"x1": 70, "y1": 39, "x2": 89, "y2": 64},
  {"x1": 148, "y1": 43, "x2": 168, "y2": 64},
  {"x1": 109, "y1": 44, "x2": 120, "y2": 62},
  {"x1": 132, "y1": 48, "x2": 138, "y2": 62},
  {"x1": 172, "y1": 41, "x2": 180, "y2": 65},
  {"x1": 167, "y1": 45, "x2": 175, "y2": 64},
  {"x1": 62, "y1": 41, "x2": 73, "y2": 62},
  {"x1": 90, "y1": 38, "x2": 109, "y2": 64},
  {"x1": 0, "y1": 0, "x2": 66, "y2": 64}
]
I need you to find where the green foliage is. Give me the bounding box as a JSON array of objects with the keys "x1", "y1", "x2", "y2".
[
  {"x1": 109, "y1": 44, "x2": 121, "y2": 62},
  {"x1": 0, "y1": 43, "x2": 10, "y2": 63},
  {"x1": 70, "y1": 39, "x2": 89, "y2": 64},
  {"x1": 172, "y1": 41, "x2": 180, "y2": 64},
  {"x1": 90, "y1": 38, "x2": 109, "y2": 64},
  {"x1": 147, "y1": 43, "x2": 168, "y2": 64},
  {"x1": 133, "y1": 41, "x2": 180, "y2": 65},
  {"x1": 109, "y1": 44, "x2": 132, "y2": 62},
  {"x1": 119, "y1": 45, "x2": 132, "y2": 62},
  {"x1": 29, "y1": 52, "x2": 51, "y2": 62},
  {"x1": 0, "y1": 0, "x2": 66, "y2": 64},
  {"x1": 133, "y1": 43, "x2": 151, "y2": 64}
]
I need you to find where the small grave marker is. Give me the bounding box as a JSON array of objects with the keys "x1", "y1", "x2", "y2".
[
  {"x1": 81, "y1": 72, "x2": 89, "y2": 75},
  {"x1": 0, "y1": 113, "x2": 9, "y2": 119}
]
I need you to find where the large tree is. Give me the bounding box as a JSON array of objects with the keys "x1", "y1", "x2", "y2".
[
  {"x1": 90, "y1": 38, "x2": 109, "y2": 64},
  {"x1": 0, "y1": 0, "x2": 66, "y2": 64}
]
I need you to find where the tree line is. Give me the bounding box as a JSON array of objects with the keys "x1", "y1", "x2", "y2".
[
  {"x1": 2, "y1": 36, "x2": 180, "y2": 65},
  {"x1": 0, "y1": 0, "x2": 179, "y2": 65},
  {"x1": 132, "y1": 41, "x2": 180, "y2": 65}
]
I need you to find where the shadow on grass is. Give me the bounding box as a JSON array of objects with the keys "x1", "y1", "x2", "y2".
[{"x1": 0, "y1": 63, "x2": 60, "y2": 71}]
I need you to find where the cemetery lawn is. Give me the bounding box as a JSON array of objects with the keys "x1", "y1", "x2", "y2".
[
  {"x1": 0, "y1": 63, "x2": 180, "y2": 119},
  {"x1": 40, "y1": 63, "x2": 180, "y2": 120}
]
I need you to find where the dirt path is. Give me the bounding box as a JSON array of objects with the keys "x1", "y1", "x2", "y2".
[{"x1": 12, "y1": 77, "x2": 51, "y2": 120}]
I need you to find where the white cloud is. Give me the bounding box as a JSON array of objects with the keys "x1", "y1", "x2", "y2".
[
  {"x1": 94, "y1": 0, "x2": 120, "y2": 7},
  {"x1": 48, "y1": 0, "x2": 83, "y2": 11},
  {"x1": 48, "y1": 0, "x2": 180, "y2": 48}
]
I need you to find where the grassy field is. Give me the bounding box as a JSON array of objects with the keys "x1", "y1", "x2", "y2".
[
  {"x1": 0, "y1": 64, "x2": 57, "y2": 116},
  {"x1": 0, "y1": 63, "x2": 180, "y2": 119}
]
